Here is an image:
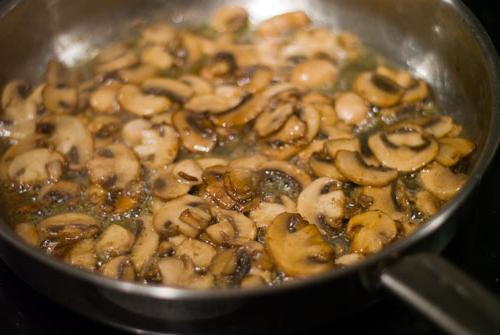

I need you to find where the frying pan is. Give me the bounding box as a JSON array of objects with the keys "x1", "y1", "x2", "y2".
[{"x1": 0, "y1": 0, "x2": 499, "y2": 334}]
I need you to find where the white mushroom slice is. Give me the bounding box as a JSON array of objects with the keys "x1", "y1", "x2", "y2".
[
  {"x1": 335, "y1": 150, "x2": 397, "y2": 187},
  {"x1": 300, "y1": 104, "x2": 321, "y2": 141},
  {"x1": 96, "y1": 224, "x2": 135, "y2": 260},
  {"x1": 185, "y1": 85, "x2": 246, "y2": 114},
  {"x1": 64, "y1": 239, "x2": 97, "y2": 271},
  {"x1": 309, "y1": 153, "x2": 345, "y2": 180},
  {"x1": 410, "y1": 116, "x2": 454, "y2": 139},
  {"x1": 325, "y1": 138, "x2": 361, "y2": 157},
  {"x1": 179, "y1": 75, "x2": 213, "y2": 96},
  {"x1": 353, "y1": 72, "x2": 403, "y2": 107},
  {"x1": 172, "y1": 159, "x2": 203, "y2": 185},
  {"x1": 419, "y1": 162, "x2": 467, "y2": 201},
  {"x1": 1, "y1": 81, "x2": 37, "y2": 140},
  {"x1": 291, "y1": 59, "x2": 338, "y2": 89},
  {"x1": 142, "y1": 77, "x2": 194, "y2": 103},
  {"x1": 118, "y1": 64, "x2": 157, "y2": 84},
  {"x1": 237, "y1": 65, "x2": 274, "y2": 93},
  {"x1": 87, "y1": 143, "x2": 140, "y2": 190},
  {"x1": 42, "y1": 85, "x2": 78, "y2": 114},
  {"x1": 335, "y1": 253, "x2": 364, "y2": 266},
  {"x1": 153, "y1": 194, "x2": 211, "y2": 238},
  {"x1": 151, "y1": 168, "x2": 191, "y2": 200},
  {"x1": 118, "y1": 84, "x2": 171, "y2": 116},
  {"x1": 334, "y1": 92, "x2": 369, "y2": 125},
  {"x1": 122, "y1": 119, "x2": 179, "y2": 168},
  {"x1": 296, "y1": 139, "x2": 327, "y2": 166},
  {"x1": 368, "y1": 126, "x2": 439, "y2": 172},
  {"x1": 141, "y1": 45, "x2": 173, "y2": 70},
  {"x1": 256, "y1": 11, "x2": 311, "y2": 37},
  {"x1": 90, "y1": 84, "x2": 121, "y2": 114},
  {"x1": 436, "y1": 137, "x2": 475, "y2": 167},
  {"x1": 402, "y1": 80, "x2": 429, "y2": 104},
  {"x1": 158, "y1": 256, "x2": 214, "y2": 289},
  {"x1": 8, "y1": 148, "x2": 64, "y2": 184},
  {"x1": 131, "y1": 215, "x2": 159, "y2": 273},
  {"x1": 415, "y1": 190, "x2": 441, "y2": 217},
  {"x1": 210, "y1": 93, "x2": 267, "y2": 128},
  {"x1": 95, "y1": 44, "x2": 138, "y2": 74},
  {"x1": 362, "y1": 185, "x2": 405, "y2": 221},
  {"x1": 101, "y1": 256, "x2": 136, "y2": 281},
  {"x1": 249, "y1": 202, "x2": 288, "y2": 229},
  {"x1": 38, "y1": 213, "x2": 100, "y2": 246},
  {"x1": 0, "y1": 135, "x2": 45, "y2": 179},
  {"x1": 197, "y1": 158, "x2": 228, "y2": 170},
  {"x1": 265, "y1": 213, "x2": 334, "y2": 277},
  {"x1": 41, "y1": 115, "x2": 94, "y2": 169},
  {"x1": 347, "y1": 210, "x2": 397, "y2": 254},
  {"x1": 297, "y1": 177, "x2": 345, "y2": 229},
  {"x1": 172, "y1": 111, "x2": 217, "y2": 153},
  {"x1": 175, "y1": 238, "x2": 217, "y2": 268},
  {"x1": 14, "y1": 222, "x2": 40, "y2": 247},
  {"x1": 38, "y1": 181, "x2": 80, "y2": 204},
  {"x1": 211, "y1": 4, "x2": 248, "y2": 33},
  {"x1": 207, "y1": 209, "x2": 257, "y2": 245},
  {"x1": 376, "y1": 66, "x2": 415, "y2": 89},
  {"x1": 141, "y1": 23, "x2": 177, "y2": 45}
]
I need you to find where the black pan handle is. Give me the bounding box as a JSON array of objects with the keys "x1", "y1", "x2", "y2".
[{"x1": 380, "y1": 253, "x2": 500, "y2": 335}]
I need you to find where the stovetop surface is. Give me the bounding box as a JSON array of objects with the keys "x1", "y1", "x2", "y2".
[{"x1": 0, "y1": 1, "x2": 499, "y2": 334}]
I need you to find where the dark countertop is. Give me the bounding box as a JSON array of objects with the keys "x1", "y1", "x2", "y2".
[{"x1": 1, "y1": 1, "x2": 499, "y2": 334}]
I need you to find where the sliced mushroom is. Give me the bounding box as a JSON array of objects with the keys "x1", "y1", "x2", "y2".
[
  {"x1": 256, "y1": 11, "x2": 311, "y2": 37},
  {"x1": 334, "y1": 92, "x2": 369, "y2": 125},
  {"x1": 297, "y1": 177, "x2": 345, "y2": 229},
  {"x1": 376, "y1": 66, "x2": 415, "y2": 89},
  {"x1": 419, "y1": 162, "x2": 467, "y2": 200},
  {"x1": 197, "y1": 158, "x2": 228, "y2": 170},
  {"x1": 1, "y1": 80, "x2": 38, "y2": 140},
  {"x1": 211, "y1": 4, "x2": 248, "y2": 33},
  {"x1": 64, "y1": 238, "x2": 97, "y2": 271},
  {"x1": 14, "y1": 222, "x2": 40, "y2": 247},
  {"x1": 141, "y1": 23, "x2": 177, "y2": 45},
  {"x1": 237, "y1": 65, "x2": 274, "y2": 93},
  {"x1": 229, "y1": 155, "x2": 267, "y2": 170},
  {"x1": 415, "y1": 190, "x2": 441, "y2": 217},
  {"x1": 39, "y1": 115, "x2": 94, "y2": 169},
  {"x1": 368, "y1": 125, "x2": 439, "y2": 172},
  {"x1": 141, "y1": 45, "x2": 174, "y2": 70},
  {"x1": 174, "y1": 238, "x2": 217, "y2": 268},
  {"x1": 206, "y1": 208, "x2": 257, "y2": 245},
  {"x1": 89, "y1": 84, "x2": 121, "y2": 113},
  {"x1": 130, "y1": 215, "x2": 159, "y2": 274},
  {"x1": 87, "y1": 143, "x2": 140, "y2": 190},
  {"x1": 172, "y1": 110, "x2": 217, "y2": 153},
  {"x1": 118, "y1": 64, "x2": 157, "y2": 84},
  {"x1": 210, "y1": 94, "x2": 266, "y2": 128},
  {"x1": 185, "y1": 85, "x2": 246, "y2": 114},
  {"x1": 88, "y1": 115, "x2": 122, "y2": 147},
  {"x1": 95, "y1": 43, "x2": 138, "y2": 74},
  {"x1": 335, "y1": 150, "x2": 397, "y2": 187},
  {"x1": 410, "y1": 116, "x2": 454, "y2": 139},
  {"x1": 290, "y1": 59, "x2": 338, "y2": 89},
  {"x1": 361, "y1": 185, "x2": 405, "y2": 221},
  {"x1": 118, "y1": 84, "x2": 171, "y2": 116},
  {"x1": 151, "y1": 168, "x2": 191, "y2": 200},
  {"x1": 96, "y1": 224, "x2": 135, "y2": 260},
  {"x1": 38, "y1": 181, "x2": 80, "y2": 205},
  {"x1": 254, "y1": 102, "x2": 294, "y2": 137},
  {"x1": 101, "y1": 255, "x2": 136, "y2": 281},
  {"x1": 402, "y1": 80, "x2": 429, "y2": 104},
  {"x1": 260, "y1": 115, "x2": 308, "y2": 160},
  {"x1": 122, "y1": 119, "x2": 179, "y2": 168},
  {"x1": 347, "y1": 210, "x2": 397, "y2": 254},
  {"x1": 265, "y1": 213, "x2": 333, "y2": 277},
  {"x1": 300, "y1": 104, "x2": 321, "y2": 141},
  {"x1": 353, "y1": 72, "x2": 403, "y2": 107},
  {"x1": 335, "y1": 253, "x2": 364, "y2": 266},
  {"x1": 309, "y1": 152, "x2": 345, "y2": 180},
  {"x1": 259, "y1": 161, "x2": 312, "y2": 201},
  {"x1": 157, "y1": 256, "x2": 214, "y2": 289},
  {"x1": 249, "y1": 202, "x2": 288, "y2": 229},
  {"x1": 153, "y1": 194, "x2": 212, "y2": 238},
  {"x1": 172, "y1": 159, "x2": 204, "y2": 185},
  {"x1": 42, "y1": 84, "x2": 78, "y2": 114},
  {"x1": 0, "y1": 135, "x2": 46, "y2": 179},
  {"x1": 436, "y1": 137, "x2": 475, "y2": 167},
  {"x1": 8, "y1": 148, "x2": 64, "y2": 184},
  {"x1": 179, "y1": 75, "x2": 213, "y2": 96},
  {"x1": 325, "y1": 138, "x2": 360, "y2": 157},
  {"x1": 142, "y1": 77, "x2": 194, "y2": 103}
]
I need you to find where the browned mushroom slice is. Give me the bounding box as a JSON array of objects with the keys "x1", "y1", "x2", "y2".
[
  {"x1": 185, "y1": 86, "x2": 246, "y2": 114},
  {"x1": 265, "y1": 213, "x2": 333, "y2": 277},
  {"x1": 38, "y1": 213, "x2": 100, "y2": 254},
  {"x1": 415, "y1": 190, "x2": 441, "y2": 217},
  {"x1": 94, "y1": 43, "x2": 138, "y2": 74},
  {"x1": 172, "y1": 111, "x2": 217, "y2": 153},
  {"x1": 197, "y1": 158, "x2": 229, "y2": 170},
  {"x1": 141, "y1": 45, "x2": 174, "y2": 70},
  {"x1": 368, "y1": 126, "x2": 439, "y2": 172},
  {"x1": 8, "y1": 148, "x2": 64, "y2": 184},
  {"x1": 89, "y1": 84, "x2": 121, "y2": 113},
  {"x1": 38, "y1": 181, "x2": 80, "y2": 205},
  {"x1": 335, "y1": 150, "x2": 397, "y2": 187},
  {"x1": 254, "y1": 103, "x2": 294, "y2": 137},
  {"x1": 42, "y1": 85, "x2": 78, "y2": 114},
  {"x1": 179, "y1": 75, "x2": 213, "y2": 96},
  {"x1": 87, "y1": 143, "x2": 140, "y2": 190},
  {"x1": 101, "y1": 256, "x2": 136, "y2": 281},
  {"x1": 96, "y1": 224, "x2": 135, "y2": 260},
  {"x1": 353, "y1": 72, "x2": 403, "y2": 107},
  {"x1": 1, "y1": 81, "x2": 39, "y2": 140},
  {"x1": 174, "y1": 238, "x2": 217, "y2": 268},
  {"x1": 436, "y1": 137, "x2": 475, "y2": 167},
  {"x1": 151, "y1": 168, "x2": 191, "y2": 200},
  {"x1": 335, "y1": 253, "x2": 365, "y2": 266},
  {"x1": 130, "y1": 216, "x2": 159, "y2": 274},
  {"x1": 347, "y1": 210, "x2": 397, "y2": 254},
  {"x1": 210, "y1": 93, "x2": 266, "y2": 128},
  {"x1": 64, "y1": 238, "x2": 97, "y2": 271},
  {"x1": 291, "y1": 59, "x2": 338, "y2": 89},
  {"x1": 153, "y1": 194, "x2": 211, "y2": 238},
  {"x1": 172, "y1": 159, "x2": 204, "y2": 185},
  {"x1": 334, "y1": 92, "x2": 369, "y2": 125},
  {"x1": 158, "y1": 256, "x2": 214, "y2": 289},
  {"x1": 361, "y1": 185, "x2": 406, "y2": 221},
  {"x1": 211, "y1": 4, "x2": 248, "y2": 33},
  {"x1": 409, "y1": 116, "x2": 454, "y2": 139},
  {"x1": 142, "y1": 77, "x2": 194, "y2": 103},
  {"x1": 257, "y1": 11, "x2": 311, "y2": 37},
  {"x1": 309, "y1": 153, "x2": 345, "y2": 180},
  {"x1": 237, "y1": 65, "x2": 274, "y2": 93},
  {"x1": 297, "y1": 177, "x2": 345, "y2": 229},
  {"x1": 122, "y1": 119, "x2": 179, "y2": 168},
  {"x1": 0, "y1": 135, "x2": 45, "y2": 179},
  {"x1": 259, "y1": 161, "x2": 311, "y2": 201},
  {"x1": 402, "y1": 80, "x2": 429, "y2": 104},
  {"x1": 88, "y1": 115, "x2": 122, "y2": 147},
  {"x1": 260, "y1": 115, "x2": 308, "y2": 160},
  {"x1": 118, "y1": 84, "x2": 171, "y2": 116},
  {"x1": 14, "y1": 222, "x2": 40, "y2": 247},
  {"x1": 296, "y1": 139, "x2": 327, "y2": 166},
  {"x1": 325, "y1": 138, "x2": 361, "y2": 157},
  {"x1": 229, "y1": 155, "x2": 267, "y2": 170},
  {"x1": 40, "y1": 115, "x2": 94, "y2": 169},
  {"x1": 419, "y1": 162, "x2": 467, "y2": 200},
  {"x1": 206, "y1": 208, "x2": 257, "y2": 245},
  {"x1": 118, "y1": 64, "x2": 157, "y2": 84}
]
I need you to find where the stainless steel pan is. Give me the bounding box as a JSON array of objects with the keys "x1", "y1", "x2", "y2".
[{"x1": 0, "y1": 0, "x2": 499, "y2": 334}]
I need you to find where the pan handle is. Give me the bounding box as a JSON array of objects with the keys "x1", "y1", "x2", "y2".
[{"x1": 380, "y1": 253, "x2": 500, "y2": 335}]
